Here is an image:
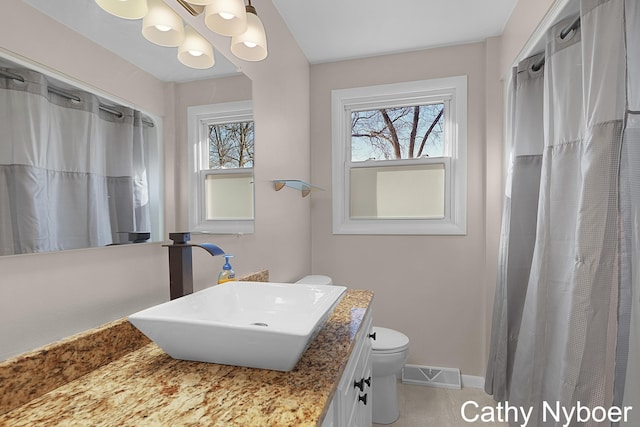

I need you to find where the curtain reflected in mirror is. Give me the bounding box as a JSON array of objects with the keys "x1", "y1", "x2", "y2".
[{"x1": 0, "y1": 59, "x2": 162, "y2": 255}]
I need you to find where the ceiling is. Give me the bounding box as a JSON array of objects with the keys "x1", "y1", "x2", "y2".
[
  {"x1": 271, "y1": 0, "x2": 518, "y2": 64},
  {"x1": 21, "y1": 0, "x2": 518, "y2": 83}
]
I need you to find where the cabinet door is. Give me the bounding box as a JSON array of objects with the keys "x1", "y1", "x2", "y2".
[
  {"x1": 340, "y1": 312, "x2": 373, "y2": 426},
  {"x1": 332, "y1": 310, "x2": 373, "y2": 426},
  {"x1": 337, "y1": 335, "x2": 363, "y2": 424},
  {"x1": 357, "y1": 336, "x2": 373, "y2": 426},
  {"x1": 321, "y1": 398, "x2": 337, "y2": 427},
  {"x1": 354, "y1": 327, "x2": 372, "y2": 426}
]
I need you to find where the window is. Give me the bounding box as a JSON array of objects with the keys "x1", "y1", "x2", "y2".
[
  {"x1": 332, "y1": 76, "x2": 467, "y2": 235},
  {"x1": 188, "y1": 101, "x2": 254, "y2": 234}
]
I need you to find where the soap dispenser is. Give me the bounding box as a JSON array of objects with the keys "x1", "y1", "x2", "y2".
[{"x1": 218, "y1": 255, "x2": 236, "y2": 284}]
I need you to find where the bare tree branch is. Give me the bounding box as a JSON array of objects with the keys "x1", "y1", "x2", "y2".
[
  {"x1": 408, "y1": 106, "x2": 419, "y2": 158},
  {"x1": 416, "y1": 108, "x2": 443, "y2": 158},
  {"x1": 380, "y1": 109, "x2": 402, "y2": 158}
]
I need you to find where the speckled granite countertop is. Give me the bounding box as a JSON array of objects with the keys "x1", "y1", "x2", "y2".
[{"x1": 0, "y1": 281, "x2": 373, "y2": 427}]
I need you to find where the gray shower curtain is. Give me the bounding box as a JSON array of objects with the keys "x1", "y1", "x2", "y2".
[
  {"x1": 486, "y1": 0, "x2": 639, "y2": 425},
  {"x1": 0, "y1": 68, "x2": 150, "y2": 255}
]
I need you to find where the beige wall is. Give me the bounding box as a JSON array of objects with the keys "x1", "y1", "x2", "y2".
[
  {"x1": 171, "y1": 0, "x2": 312, "y2": 288},
  {"x1": 302, "y1": 0, "x2": 555, "y2": 377},
  {"x1": 172, "y1": 74, "x2": 253, "y2": 236},
  {"x1": 484, "y1": 36, "x2": 506, "y2": 369},
  {"x1": 309, "y1": 42, "x2": 501, "y2": 376}
]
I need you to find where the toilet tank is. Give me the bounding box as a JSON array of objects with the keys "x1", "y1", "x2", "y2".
[{"x1": 295, "y1": 275, "x2": 333, "y2": 286}]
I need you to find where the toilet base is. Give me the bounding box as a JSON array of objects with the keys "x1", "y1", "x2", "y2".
[{"x1": 372, "y1": 374, "x2": 400, "y2": 424}]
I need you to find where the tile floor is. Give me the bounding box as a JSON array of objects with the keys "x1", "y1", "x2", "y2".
[{"x1": 373, "y1": 382, "x2": 509, "y2": 427}]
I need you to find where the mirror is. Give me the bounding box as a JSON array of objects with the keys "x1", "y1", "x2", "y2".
[
  {"x1": 2, "y1": 0, "x2": 254, "y2": 255},
  {"x1": 0, "y1": 55, "x2": 162, "y2": 255}
]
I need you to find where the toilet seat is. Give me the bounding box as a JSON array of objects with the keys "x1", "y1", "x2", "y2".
[{"x1": 371, "y1": 326, "x2": 409, "y2": 354}]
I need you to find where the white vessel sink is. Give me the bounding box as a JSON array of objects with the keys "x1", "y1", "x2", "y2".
[{"x1": 128, "y1": 281, "x2": 346, "y2": 371}]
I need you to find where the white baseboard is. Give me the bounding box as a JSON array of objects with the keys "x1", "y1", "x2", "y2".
[{"x1": 461, "y1": 374, "x2": 485, "y2": 389}]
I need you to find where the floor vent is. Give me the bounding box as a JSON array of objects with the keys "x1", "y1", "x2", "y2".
[{"x1": 401, "y1": 364, "x2": 461, "y2": 389}]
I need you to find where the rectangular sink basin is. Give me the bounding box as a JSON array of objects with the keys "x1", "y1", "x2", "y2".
[{"x1": 128, "y1": 281, "x2": 346, "y2": 371}]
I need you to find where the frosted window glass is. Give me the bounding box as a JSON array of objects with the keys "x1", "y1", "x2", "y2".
[
  {"x1": 205, "y1": 173, "x2": 254, "y2": 220},
  {"x1": 350, "y1": 163, "x2": 445, "y2": 219}
]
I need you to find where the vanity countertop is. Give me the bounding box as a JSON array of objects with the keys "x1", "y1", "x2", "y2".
[{"x1": 0, "y1": 285, "x2": 373, "y2": 427}]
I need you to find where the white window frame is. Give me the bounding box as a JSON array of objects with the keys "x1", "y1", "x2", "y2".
[
  {"x1": 188, "y1": 100, "x2": 254, "y2": 234},
  {"x1": 331, "y1": 76, "x2": 467, "y2": 235}
]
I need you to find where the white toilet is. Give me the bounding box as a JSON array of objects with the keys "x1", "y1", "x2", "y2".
[{"x1": 295, "y1": 275, "x2": 410, "y2": 425}]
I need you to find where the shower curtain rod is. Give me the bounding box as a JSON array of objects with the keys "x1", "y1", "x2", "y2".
[
  {"x1": 531, "y1": 16, "x2": 581, "y2": 72},
  {"x1": 0, "y1": 69, "x2": 154, "y2": 127}
]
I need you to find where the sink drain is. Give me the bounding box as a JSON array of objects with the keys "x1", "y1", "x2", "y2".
[{"x1": 250, "y1": 322, "x2": 269, "y2": 327}]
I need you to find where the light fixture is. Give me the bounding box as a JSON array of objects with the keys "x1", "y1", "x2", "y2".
[
  {"x1": 178, "y1": 26, "x2": 215, "y2": 69},
  {"x1": 96, "y1": 0, "x2": 268, "y2": 71},
  {"x1": 142, "y1": 0, "x2": 185, "y2": 47},
  {"x1": 95, "y1": 0, "x2": 148, "y2": 19},
  {"x1": 204, "y1": 0, "x2": 247, "y2": 36},
  {"x1": 230, "y1": 1, "x2": 267, "y2": 61}
]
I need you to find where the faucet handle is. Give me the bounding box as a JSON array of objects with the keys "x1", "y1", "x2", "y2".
[{"x1": 169, "y1": 232, "x2": 191, "y2": 244}]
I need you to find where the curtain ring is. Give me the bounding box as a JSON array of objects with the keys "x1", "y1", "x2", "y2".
[
  {"x1": 559, "y1": 17, "x2": 580, "y2": 40},
  {"x1": 531, "y1": 59, "x2": 545, "y2": 73}
]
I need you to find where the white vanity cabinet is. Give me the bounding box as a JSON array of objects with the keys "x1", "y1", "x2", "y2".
[{"x1": 322, "y1": 310, "x2": 373, "y2": 427}]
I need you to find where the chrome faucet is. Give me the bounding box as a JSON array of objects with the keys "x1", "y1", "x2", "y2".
[{"x1": 165, "y1": 232, "x2": 225, "y2": 300}]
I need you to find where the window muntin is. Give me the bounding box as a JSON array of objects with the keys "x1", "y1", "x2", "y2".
[{"x1": 332, "y1": 77, "x2": 467, "y2": 235}]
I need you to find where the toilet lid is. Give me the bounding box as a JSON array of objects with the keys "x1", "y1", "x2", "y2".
[
  {"x1": 295, "y1": 275, "x2": 333, "y2": 286},
  {"x1": 371, "y1": 327, "x2": 409, "y2": 352}
]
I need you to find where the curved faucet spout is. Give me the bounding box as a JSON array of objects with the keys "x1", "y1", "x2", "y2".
[
  {"x1": 194, "y1": 243, "x2": 225, "y2": 257},
  {"x1": 165, "y1": 233, "x2": 225, "y2": 300}
]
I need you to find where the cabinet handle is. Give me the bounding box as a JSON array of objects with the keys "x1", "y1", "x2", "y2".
[
  {"x1": 358, "y1": 393, "x2": 368, "y2": 405},
  {"x1": 369, "y1": 332, "x2": 376, "y2": 340},
  {"x1": 354, "y1": 376, "x2": 372, "y2": 391}
]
